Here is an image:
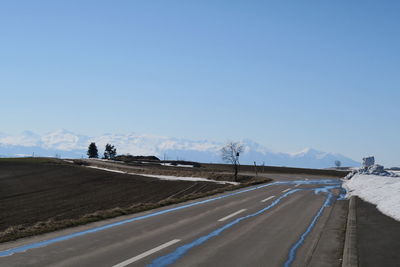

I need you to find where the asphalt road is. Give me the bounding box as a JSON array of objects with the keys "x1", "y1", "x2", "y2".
[{"x1": 0, "y1": 178, "x2": 345, "y2": 267}]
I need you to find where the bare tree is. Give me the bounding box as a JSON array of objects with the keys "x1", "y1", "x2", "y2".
[
  {"x1": 335, "y1": 160, "x2": 341, "y2": 168},
  {"x1": 221, "y1": 142, "x2": 244, "y2": 181}
]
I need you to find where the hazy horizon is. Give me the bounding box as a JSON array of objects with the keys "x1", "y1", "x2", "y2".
[{"x1": 0, "y1": 128, "x2": 363, "y2": 169}]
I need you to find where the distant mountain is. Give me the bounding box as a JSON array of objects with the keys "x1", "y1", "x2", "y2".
[{"x1": 0, "y1": 130, "x2": 360, "y2": 168}]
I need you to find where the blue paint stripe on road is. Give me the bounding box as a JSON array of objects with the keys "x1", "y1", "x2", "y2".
[
  {"x1": 0, "y1": 179, "x2": 340, "y2": 257},
  {"x1": 147, "y1": 184, "x2": 341, "y2": 267},
  {"x1": 284, "y1": 190, "x2": 335, "y2": 266},
  {"x1": 146, "y1": 189, "x2": 303, "y2": 267}
]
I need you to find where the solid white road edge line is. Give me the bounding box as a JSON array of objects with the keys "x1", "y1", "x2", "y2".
[
  {"x1": 294, "y1": 184, "x2": 300, "y2": 187},
  {"x1": 218, "y1": 209, "x2": 247, "y2": 222},
  {"x1": 282, "y1": 188, "x2": 292, "y2": 193},
  {"x1": 261, "y1": 195, "x2": 275, "y2": 203},
  {"x1": 112, "y1": 239, "x2": 181, "y2": 267}
]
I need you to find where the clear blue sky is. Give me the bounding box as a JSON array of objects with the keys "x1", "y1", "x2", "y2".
[{"x1": 1, "y1": 1, "x2": 399, "y2": 166}]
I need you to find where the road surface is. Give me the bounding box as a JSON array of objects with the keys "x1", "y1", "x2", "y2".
[{"x1": 0, "y1": 178, "x2": 345, "y2": 267}]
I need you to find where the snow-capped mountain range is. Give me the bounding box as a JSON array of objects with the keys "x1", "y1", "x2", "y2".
[{"x1": 0, "y1": 129, "x2": 360, "y2": 168}]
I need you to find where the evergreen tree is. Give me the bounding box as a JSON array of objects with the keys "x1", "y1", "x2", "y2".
[
  {"x1": 87, "y1": 142, "x2": 99, "y2": 158},
  {"x1": 103, "y1": 143, "x2": 117, "y2": 160}
]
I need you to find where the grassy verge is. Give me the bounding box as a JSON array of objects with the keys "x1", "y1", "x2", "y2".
[{"x1": 0, "y1": 177, "x2": 271, "y2": 243}]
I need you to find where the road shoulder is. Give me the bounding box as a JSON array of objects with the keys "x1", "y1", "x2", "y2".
[
  {"x1": 307, "y1": 198, "x2": 348, "y2": 267},
  {"x1": 356, "y1": 197, "x2": 400, "y2": 267}
]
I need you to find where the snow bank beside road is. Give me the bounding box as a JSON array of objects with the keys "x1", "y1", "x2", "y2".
[{"x1": 343, "y1": 174, "x2": 400, "y2": 221}]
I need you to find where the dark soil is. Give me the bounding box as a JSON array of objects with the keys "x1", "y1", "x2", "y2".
[{"x1": 0, "y1": 158, "x2": 227, "y2": 233}]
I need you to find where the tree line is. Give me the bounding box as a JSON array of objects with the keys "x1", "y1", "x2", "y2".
[{"x1": 87, "y1": 142, "x2": 117, "y2": 160}]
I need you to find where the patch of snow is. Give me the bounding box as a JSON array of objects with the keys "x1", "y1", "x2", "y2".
[
  {"x1": 176, "y1": 165, "x2": 194, "y2": 168},
  {"x1": 289, "y1": 147, "x2": 313, "y2": 156},
  {"x1": 343, "y1": 174, "x2": 400, "y2": 221},
  {"x1": 138, "y1": 174, "x2": 238, "y2": 185},
  {"x1": 346, "y1": 164, "x2": 398, "y2": 179},
  {"x1": 89, "y1": 158, "x2": 121, "y2": 163},
  {"x1": 161, "y1": 163, "x2": 194, "y2": 168},
  {"x1": 138, "y1": 161, "x2": 161, "y2": 164},
  {"x1": 86, "y1": 166, "x2": 127, "y2": 174},
  {"x1": 86, "y1": 166, "x2": 238, "y2": 185}
]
